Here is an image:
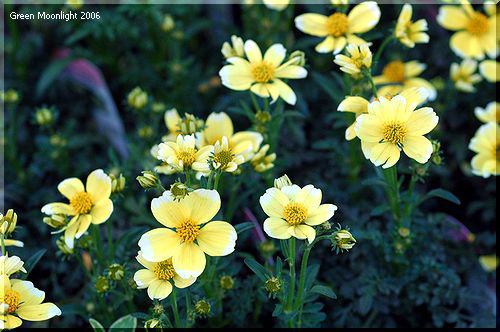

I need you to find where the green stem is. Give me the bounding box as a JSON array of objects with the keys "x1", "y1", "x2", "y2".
[
  {"x1": 373, "y1": 35, "x2": 395, "y2": 70},
  {"x1": 383, "y1": 166, "x2": 401, "y2": 225},
  {"x1": 367, "y1": 75, "x2": 378, "y2": 98},
  {"x1": 286, "y1": 237, "x2": 296, "y2": 312},
  {"x1": 250, "y1": 91, "x2": 262, "y2": 112},
  {"x1": 213, "y1": 171, "x2": 223, "y2": 191},
  {"x1": 294, "y1": 245, "x2": 311, "y2": 328},
  {"x1": 402, "y1": 172, "x2": 418, "y2": 226},
  {"x1": 107, "y1": 220, "x2": 114, "y2": 263},
  {"x1": 185, "y1": 169, "x2": 192, "y2": 187},
  {"x1": 1, "y1": 233, "x2": 6, "y2": 256},
  {"x1": 185, "y1": 289, "x2": 192, "y2": 327},
  {"x1": 207, "y1": 171, "x2": 214, "y2": 190},
  {"x1": 92, "y1": 224, "x2": 104, "y2": 268},
  {"x1": 171, "y1": 287, "x2": 181, "y2": 328}
]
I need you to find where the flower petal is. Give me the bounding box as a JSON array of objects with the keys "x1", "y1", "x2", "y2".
[
  {"x1": 86, "y1": 169, "x2": 111, "y2": 203},
  {"x1": 315, "y1": 36, "x2": 336, "y2": 53},
  {"x1": 172, "y1": 242, "x2": 206, "y2": 279},
  {"x1": 406, "y1": 107, "x2": 439, "y2": 136},
  {"x1": 138, "y1": 228, "x2": 182, "y2": 262},
  {"x1": 151, "y1": 191, "x2": 188, "y2": 228},
  {"x1": 147, "y1": 280, "x2": 172, "y2": 300},
  {"x1": 244, "y1": 40, "x2": 263, "y2": 63},
  {"x1": 264, "y1": 44, "x2": 286, "y2": 67},
  {"x1": 259, "y1": 187, "x2": 289, "y2": 218},
  {"x1": 348, "y1": 1, "x2": 381, "y2": 33},
  {"x1": 75, "y1": 214, "x2": 92, "y2": 238},
  {"x1": 288, "y1": 225, "x2": 316, "y2": 244},
  {"x1": 437, "y1": 5, "x2": 468, "y2": 30},
  {"x1": 57, "y1": 178, "x2": 84, "y2": 200},
  {"x1": 134, "y1": 269, "x2": 157, "y2": 289},
  {"x1": 197, "y1": 221, "x2": 237, "y2": 256},
  {"x1": 11, "y1": 280, "x2": 44, "y2": 306},
  {"x1": 16, "y1": 303, "x2": 61, "y2": 321},
  {"x1": 204, "y1": 112, "x2": 234, "y2": 146},
  {"x1": 182, "y1": 189, "x2": 221, "y2": 225},
  {"x1": 402, "y1": 135, "x2": 433, "y2": 164},
  {"x1": 173, "y1": 275, "x2": 197, "y2": 289},
  {"x1": 41, "y1": 202, "x2": 74, "y2": 216},
  {"x1": 263, "y1": 217, "x2": 292, "y2": 240},
  {"x1": 89, "y1": 199, "x2": 113, "y2": 225},
  {"x1": 305, "y1": 204, "x2": 338, "y2": 226},
  {"x1": 295, "y1": 13, "x2": 329, "y2": 37},
  {"x1": 295, "y1": 184, "x2": 322, "y2": 212}
]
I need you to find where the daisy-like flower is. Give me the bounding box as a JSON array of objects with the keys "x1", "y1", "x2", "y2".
[
  {"x1": 219, "y1": 40, "x2": 308, "y2": 105},
  {"x1": 479, "y1": 60, "x2": 499, "y2": 82},
  {"x1": 295, "y1": 1, "x2": 380, "y2": 54},
  {"x1": 450, "y1": 59, "x2": 482, "y2": 92},
  {"x1": 354, "y1": 88, "x2": 439, "y2": 168},
  {"x1": 475, "y1": 101, "x2": 498, "y2": 123},
  {"x1": 263, "y1": 0, "x2": 289, "y2": 11},
  {"x1": 251, "y1": 144, "x2": 276, "y2": 172},
  {"x1": 437, "y1": 1, "x2": 498, "y2": 60},
  {"x1": 208, "y1": 136, "x2": 248, "y2": 173},
  {"x1": 394, "y1": 4, "x2": 429, "y2": 48},
  {"x1": 373, "y1": 60, "x2": 437, "y2": 100},
  {"x1": 334, "y1": 43, "x2": 372, "y2": 76},
  {"x1": 41, "y1": 169, "x2": 113, "y2": 249},
  {"x1": 155, "y1": 134, "x2": 213, "y2": 175},
  {"x1": 469, "y1": 122, "x2": 499, "y2": 178},
  {"x1": 0, "y1": 255, "x2": 26, "y2": 277},
  {"x1": 138, "y1": 189, "x2": 237, "y2": 279},
  {"x1": 0, "y1": 275, "x2": 62, "y2": 329},
  {"x1": 202, "y1": 112, "x2": 263, "y2": 159},
  {"x1": 221, "y1": 35, "x2": 244, "y2": 59},
  {"x1": 259, "y1": 182, "x2": 338, "y2": 244},
  {"x1": 133, "y1": 251, "x2": 196, "y2": 300}
]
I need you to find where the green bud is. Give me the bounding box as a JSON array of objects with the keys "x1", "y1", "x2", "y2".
[
  {"x1": 35, "y1": 107, "x2": 54, "y2": 126},
  {"x1": 332, "y1": 226, "x2": 356, "y2": 252},
  {"x1": 255, "y1": 110, "x2": 272, "y2": 124},
  {"x1": 108, "y1": 263, "x2": 125, "y2": 281},
  {"x1": 194, "y1": 299, "x2": 211, "y2": 318},
  {"x1": 110, "y1": 173, "x2": 126, "y2": 193},
  {"x1": 274, "y1": 174, "x2": 292, "y2": 189},
  {"x1": 176, "y1": 113, "x2": 204, "y2": 135},
  {"x1": 56, "y1": 236, "x2": 74, "y2": 255},
  {"x1": 219, "y1": 275, "x2": 234, "y2": 290},
  {"x1": 161, "y1": 14, "x2": 175, "y2": 32},
  {"x1": 137, "y1": 171, "x2": 160, "y2": 189},
  {"x1": 288, "y1": 50, "x2": 306, "y2": 66},
  {"x1": 264, "y1": 276, "x2": 281, "y2": 297},
  {"x1": 127, "y1": 87, "x2": 148, "y2": 109},
  {"x1": 95, "y1": 276, "x2": 110, "y2": 293},
  {"x1": 43, "y1": 214, "x2": 67, "y2": 229}
]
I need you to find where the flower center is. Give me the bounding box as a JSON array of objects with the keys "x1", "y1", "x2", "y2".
[
  {"x1": 466, "y1": 12, "x2": 489, "y2": 35},
  {"x1": 252, "y1": 62, "x2": 274, "y2": 83},
  {"x1": 70, "y1": 192, "x2": 93, "y2": 214},
  {"x1": 383, "y1": 61, "x2": 405, "y2": 83},
  {"x1": 177, "y1": 150, "x2": 196, "y2": 167},
  {"x1": 283, "y1": 202, "x2": 307, "y2": 225},
  {"x1": 214, "y1": 150, "x2": 234, "y2": 168},
  {"x1": 176, "y1": 220, "x2": 200, "y2": 243},
  {"x1": 326, "y1": 13, "x2": 349, "y2": 37},
  {"x1": 3, "y1": 289, "x2": 21, "y2": 313},
  {"x1": 153, "y1": 260, "x2": 176, "y2": 280},
  {"x1": 383, "y1": 121, "x2": 407, "y2": 145}
]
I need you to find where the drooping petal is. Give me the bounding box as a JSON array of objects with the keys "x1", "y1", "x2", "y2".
[
  {"x1": 273, "y1": 78, "x2": 297, "y2": 105},
  {"x1": 172, "y1": 242, "x2": 206, "y2": 279},
  {"x1": 147, "y1": 280, "x2": 172, "y2": 300},
  {"x1": 259, "y1": 188, "x2": 289, "y2": 218},
  {"x1": 86, "y1": 169, "x2": 112, "y2": 203},
  {"x1": 64, "y1": 215, "x2": 80, "y2": 249},
  {"x1": 41, "y1": 202, "x2": 75, "y2": 216},
  {"x1": 16, "y1": 303, "x2": 61, "y2": 321},
  {"x1": 89, "y1": 199, "x2": 113, "y2": 225},
  {"x1": 136, "y1": 252, "x2": 155, "y2": 270},
  {"x1": 75, "y1": 214, "x2": 92, "y2": 238},
  {"x1": 305, "y1": 204, "x2": 338, "y2": 226},
  {"x1": 138, "y1": 228, "x2": 182, "y2": 262},
  {"x1": 263, "y1": 217, "x2": 292, "y2": 240},
  {"x1": 197, "y1": 221, "x2": 237, "y2": 256},
  {"x1": 57, "y1": 178, "x2": 84, "y2": 200},
  {"x1": 369, "y1": 142, "x2": 401, "y2": 168},
  {"x1": 173, "y1": 275, "x2": 197, "y2": 289}
]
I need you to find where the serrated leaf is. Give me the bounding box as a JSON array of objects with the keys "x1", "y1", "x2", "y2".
[
  {"x1": 235, "y1": 222, "x2": 255, "y2": 234},
  {"x1": 89, "y1": 318, "x2": 105, "y2": 332},
  {"x1": 310, "y1": 285, "x2": 337, "y2": 299},
  {"x1": 244, "y1": 258, "x2": 270, "y2": 282},
  {"x1": 109, "y1": 314, "x2": 137, "y2": 330}
]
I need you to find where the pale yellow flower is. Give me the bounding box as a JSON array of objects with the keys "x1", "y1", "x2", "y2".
[
  {"x1": 474, "y1": 101, "x2": 498, "y2": 123},
  {"x1": 134, "y1": 252, "x2": 196, "y2": 300},
  {"x1": 221, "y1": 35, "x2": 245, "y2": 59},
  {"x1": 437, "y1": 1, "x2": 498, "y2": 59},
  {"x1": 295, "y1": 1, "x2": 380, "y2": 54},
  {"x1": 355, "y1": 88, "x2": 438, "y2": 168},
  {"x1": 450, "y1": 59, "x2": 482, "y2": 92},
  {"x1": 334, "y1": 43, "x2": 372, "y2": 76},
  {"x1": 263, "y1": 0, "x2": 289, "y2": 11},
  {"x1": 251, "y1": 144, "x2": 276, "y2": 172},
  {"x1": 374, "y1": 60, "x2": 437, "y2": 100},
  {"x1": 138, "y1": 189, "x2": 237, "y2": 278},
  {"x1": 0, "y1": 256, "x2": 26, "y2": 277},
  {"x1": 469, "y1": 122, "x2": 499, "y2": 178},
  {"x1": 479, "y1": 60, "x2": 499, "y2": 82},
  {"x1": 219, "y1": 40, "x2": 308, "y2": 105},
  {"x1": 41, "y1": 169, "x2": 113, "y2": 249},
  {"x1": 259, "y1": 183, "x2": 338, "y2": 244},
  {"x1": 395, "y1": 4, "x2": 429, "y2": 48}
]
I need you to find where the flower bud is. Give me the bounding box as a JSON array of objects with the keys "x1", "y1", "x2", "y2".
[
  {"x1": 108, "y1": 263, "x2": 125, "y2": 281},
  {"x1": 274, "y1": 174, "x2": 292, "y2": 189},
  {"x1": 152, "y1": 303, "x2": 164, "y2": 316},
  {"x1": 264, "y1": 277, "x2": 281, "y2": 297},
  {"x1": 219, "y1": 275, "x2": 234, "y2": 290},
  {"x1": 138, "y1": 126, "x2": 154, "y2": 138},
  {"x1": 288, "y1": 50, "x2": 306, "y2": 66},
  {"x1": 194, "y1": 299, "x2": 211, "y2": 318},
  {"x1": 398, "y1": 227, "x2": 410, "y2": 237},
  {"x1": 332, "y1": 227, "x2": 356, "y2": 252},
  {"x1": 35, "y1": 107, "x2": 54, "y2": 126},
  {"x1": 170, "y1": 182, "x2": 190, "y2": 201},
  {"x1": 255, "y1": 110, "x2": 272, "y2": 124},
  {"x1": 56, "y1": 236, "x2": 74, "y2": 255},
  {"x1": 1, "y1": 209, "x2": 17, "y2": 235},
  {"x1": 251, "y1": 144, "x2": 276, "y2": 173},
  {"x1": 221, "y1": 35, "x2": 244, "y2": 59},
  {"x1": 95, "y1": 276, "x2": 110, "y2": 293},
  {"x1": 144, "y1": 319, "x2": 162, "y2": 329},
  {"x1": 161, "y1": 14, "x2": 175, "y2": 32},
  {"x1": 320, "y1": 221, "x2": 332, "y2": 231},
  {"x1": 110, "y1": 173, "x2": 126, "y2": 193},
  {"x1": 152, "y1": 102, "x2": 166, "y2": 113},
  {"x1": 1, "y1": 89, "x2": 19, "y2": 103},
  {"x1": 177, "y1": 113, "x2": 204, "y2": 135},
  {"x1": 127, "y1": 87, "x2": 148, "y2": 109},
  {"x1": 258, "y1": 240, "x2": 277, "y2": 257},
  {"x1": 137, "y1": 171, "x2": 160, "y2": 189},
  {"x1": 43, "y1": 214, "x2": 67, "y2": 229}
]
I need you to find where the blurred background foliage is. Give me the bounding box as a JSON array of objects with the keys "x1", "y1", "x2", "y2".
[{"x1": 2, "y1": 1, "x2": 496, "y2": 328}]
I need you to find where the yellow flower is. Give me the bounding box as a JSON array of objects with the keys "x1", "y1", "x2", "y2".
[
  {"x1": 469, "y1": 122, "x2": 499, "y2": 178},
  {"x1": 209, "y1": 136, "x2": 247, "y2": 173},
  {"x1": 202, "y1": 112, "x2": 263, "y2": 159},
  {"x1": 0, "y1": 256, "x2": 26, "y2": 277},
  {"x1": 155, "y1": 134, "x2": 213, "y2": 174},
  {"x1": 450, "y1": 59, "x2": 482, "y2": 92},
  {"x1": 259, "y1": 183, "x2": 338, "y2": 244},
  {"x1": 134, "y1": 251, "x2": 196, "y2": 300},
  {"x1": 395, "y1": 4, "x2": 429, "y2": 48},
  {"x1": 138, "y1": 189, "x2": 237, "y2": 278},
  {"x1": 479, "y1": 60, "x2": 499, "y2": 82},
  {"x1": 221, "y1": 35, "x2": 244, "y2": 59},
  {"x1": 41, "y1": 169, "x2": 113, "y2": 249},
  {"x1": 251, "y1": 144, "x2": 276, "y2": 172},
  {"x1": 334, "y1": 43, "x2": 372, "y2": 76},
  {"x1": 479, "y1": 255, "x2": 498, "y2": 272},
  {"x1": 1, "y1": 210, "x2": 17, "y2": 236},
  {"x1": 437, "y1": 1, "x2": 498, "y2": 59},
  {"x1": 0, "y1": 275, "x2": 61, "y2": 329},
  {"x1": 474, "y1": 101, "x2": 498, "y2": 123},
  {"x1": 263, "y1": 0, "x2": 289, "y2": 11},
  {"x1": 374, "y1": 60, "x2": 437, "y2": 100},
  {"x1": 219, "y1": 40, "x2": 308, "y2": 105},
  {"x1": 295, "y1": 1, "x2": 380, "y2": 54},
  {"x1": 354, "y1": 88, "x2": 438, "y2": 168}
]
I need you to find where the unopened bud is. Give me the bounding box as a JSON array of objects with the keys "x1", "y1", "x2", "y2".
[
  {"x1": 332, "y1": 226, "x2": 356, "y2": 253},
  {"x1": 219, "y1": 275, "x2": 234, "y2": 290},
  {"x1": 108, "y1": 263, "x2": 125, "y2": 281},
  {"x1": 127, "y1": 87, "x2": 148, "y2": 109},
  {"x1": 274, "y1": 174, "x2": 292, "y2": 189},
  {"x1": 194, "y1": 300, "x2": 211, "y2": 318},
  {"x1": 137, "y1": 171, "x2": 160, "y2": 189},
  {"x1": 264, "y1": 276, "x2": 281, "y2": 297},
  {"x1": 35, "y1": 107, "x2": 54, "y2": 126},
  {"x1": 95, "y1": 276, "x2": 110, "y2": 293},
  {"x1": 255, "y1": 110, "x2": 272, "y2": 124},
  {"x1": 161, "y1": 14, "x2": 175, "y2": 32},
  {"x1": 110, "y1": 173, "x2": 126, "y2": 193},
  {"x1": 43, "y1": 214, "x2": 67, "y2": 229},
  {"x1": 177, "y1": 113, "x2": 204, "y2": 135},
  {"x1": 288, "y1": 50, "x2": 306, "y2": 66},
  {"x1": 1, "y1": 209, "x2": 18, "y2": 235}
]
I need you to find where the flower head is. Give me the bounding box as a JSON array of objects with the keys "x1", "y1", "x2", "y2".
[
  {"x1": 450, "y1": 59, "x2": 482, "y2": 92},
  {"x1": 395, "y1": 4, "x2": 429, "y2": 48},
  {"x1": 138, "y1": 189, "x2": 237, "y2": 279},
  {"x1": 334, "y1": 43, "x2": 372, "y2": 76},
  {"x1": 219, "y1": 40, "x2": 308, "y2": 105},
  {"x1": 354, "y1": 88, "x2": 438, "y2": 168},
  {"x1": 194, "y1": 299, "x2": 211, "y2": 318},
  {"x1": 251, "y1": 144, "x2": 276, "y2": 173},
  {"x1": 134, "y1": 251, "x2": 196, "y2": 300},
  {"x1": 259, "y1": 182, "x2": 338, "y2": 244},
  {"x1": 475, "y1": 101, "x2": 498, "y2": 123},
  {"x1": 41, "y1": 169, "x2": 113, "y2": 249},
  {"x1": 469, "y1": 122, "x2": 499, "y2": 178},
  {"x1": 0, "y1": 209, "x2": 17, "y2": 236},
  {"x1": 221, "y1": 35, "x2": 244, "y2": 59},
  {"x1": 295, "y1": 1, "x2": 380, "y2": 54},
  {"x1": 0, "y1": 255, "x2": 26, "y2": 277},
  {"x1": 479, "y1": 60, "x2": 499, "y2": 82}
]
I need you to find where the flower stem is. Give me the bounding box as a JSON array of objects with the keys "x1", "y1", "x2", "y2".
[
  {"x1": 1, "y1": 233, "x2": 6, "y2": 256},
  {"x1": 213, "y1": 171, "x2": 223, "y2": 191},
  {"x1": 107, "y1": 220, "x2": 114, "y2": 263},
  {"x1": 373, "y1": 35, "x2": 395, "y2": 70},
  {"x1": 286, "y1": 237, "x2": 296, "y2": 312},
  {"x1": 294, "y1": 245, "x2": 311, "y2": 328},
  {"x1": 171, "y1": 287, "x2": 181, "y2": 328},
  {"x1": 383, "y1": 166, "x2": 401, "y2": 225},
  {"x1": 250, "y1": 91, "x2": 262, "y2": 112},
  {"x1": 92, "y1": 224, "x2": 104, "y2": 268}
]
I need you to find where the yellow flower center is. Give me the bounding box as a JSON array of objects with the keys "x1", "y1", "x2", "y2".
[
  {"x1": 176, "y1": 220, "x2": 200, "y2": 242},
  {"x1": 3, "y1": 289, "x2": 21, "y2": 313},
  {"x1": 467, "y1": 12, "x2": 489, "y2": 35},
  {"x1": 383, "y1": 61, "x2": 405, "y2": 83},
  {"x1": 326, "y1": 13, "x2": 349, "y2": 37},
  {"x1": 283, "y1": 202, "x2": 307, "y2": 225},
  {"x1": 383, "y1": 121, "x2": 407, "y2": 145},
  {"x1": 177, "y1": 150, "x2": 196, "y2": 167},
  {"x1": 70, "y1": 192, "x2": 93, "y2": 214},
  {"x1": 252, "y1": 61, "x2": 274, "y2": 83},
  {"x1": 153, "y1": 260, "x2": 176, "y2": 280},
  {"x1": 214, "y1": 150, "x2": 234, "y2": 168}
]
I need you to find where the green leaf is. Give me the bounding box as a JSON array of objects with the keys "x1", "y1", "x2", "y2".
[
  {"x1": 89, "y1": 318, "x2": 105, "y2": 332},
  {"x1": 419, "y1": 188, "x2": 461, "y2": 205},
  {"x1": 310, "y1": 71, "x2": 344, "y2": 103},
  {"x1": 35, "y1": 57, "x2": 76, "y2": 99},
  {"x1": 109, "y1": 314, "x2": 137, "y2": 330},
  {"x1": 370, "y1": 205, "x2": 390, "y2": 216},
  {"x1": 358, "y1": 293, "x2": 373, "y2": 315},
  {"x1": 23, "y1": 249, "x2": 47, "y2": 277},
  {"x1": 244, "y1": 258, "x2": 271, "y2": 282},
  {"x1": 310, "y1": 285, "x2": 337, "y2": 299},
  {"x1": 235, "y1": 222, "x2": 255, "y2": 234}
]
